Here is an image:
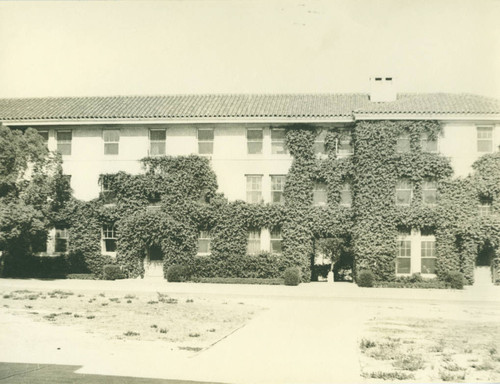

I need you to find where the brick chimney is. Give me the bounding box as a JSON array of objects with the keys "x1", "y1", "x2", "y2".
[{"x1": 370, "y1": 76, "x2": 396, "y2": 102}]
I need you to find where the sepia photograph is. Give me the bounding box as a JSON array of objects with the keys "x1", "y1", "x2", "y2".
[{"x1": 0, "y1": 0, "x2": 499, "y2": 383}]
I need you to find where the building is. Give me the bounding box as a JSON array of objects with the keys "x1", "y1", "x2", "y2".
[{"x1": 1, "y1": 79, "x2": 499, "y2": 281}]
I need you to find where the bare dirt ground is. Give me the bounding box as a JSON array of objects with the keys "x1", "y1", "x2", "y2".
[
  {"x1": 0, "y1": 288, "x2": 261, "y2": 352},
  {"x1": 359, "y1": 301, "x2": 500, "y2": 382}
]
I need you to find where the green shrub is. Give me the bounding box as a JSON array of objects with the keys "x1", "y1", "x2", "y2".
[
  {"x1": 66, "y1": 273, "x2": 95, "y2": 280},
  {"x1": 492, "y1": 258, "x2": 500, "y2": 285},
  {"x1": 283, "y1": 267, "x2": 301, "y2": 286},
  {"x1": 445, "y1": 271, "x2": 465, "y2": 289},
  {"x1": 190, "y1": 277, "x2": 284, "y2": 285},
  {"x1": 166, "y1": 265, "x2": 188, "y2": 282},
  {"x1": 357, "y1": 270, "x2": 375, "y2": 287},
  {"x1": 102, "y1": 265, "x2": 125, "y2": 280}
]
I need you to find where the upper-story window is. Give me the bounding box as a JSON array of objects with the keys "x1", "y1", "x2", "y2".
[
  {"x1": 422, "y1": 179, "x2": 437, "y2": 206},
  {"x1": 149, "y1": 130, "x2": 166, "y2": 156},
  {"x1": 396, "y1": 132, "x2": 410, "y2": 153},
  {"x1": 100, "y1": 179, "x2": 117, "y2": 204},
  {"x1": 102, "y1": 224, "x2": 118, "y2": 253},
  {"x1": 314, "y1": 130, "x2": 327, "y2": 155},
  {"x1": 271, "y1": 128, "x2": 287, "y2": 154},
  {"x1": 246, "y1": 175, "x2": 262, "y2": 204},
  {"x1": 340, "y1": 181, "x2": 352, "y2": 207},
  {"x1": 198, "y1": 128, "x2": 214, "y2": 155},
  {"x1": 337, "y1": 134, "x2": 353, "y2": 156},
  {"x1": 247, "y1": 230, "x2": 261, "y2": 255},
  {"x1": 396, "y1": 228, "x2": 411, "y2": 274},
  {"x1": 270, "y1": 228, "x2": 282, "y2": 254},
  {"x1": 57, "y1": 131, "x2": 72, "y2": 156},
  {"x1": 478, "y1": 195, "x2": 493, "y2": 216},
  {"x1": 197, "y1": 231, "x2": 211, "y2": 256},
  {"x1": 271, "y1": 175, "x2": 286, "y2": 205},
  {"x1": 420, "y1": 133, "x2": 438, "y2": 153},
  {"x1": 103, "y1": 130, "x2": 120, "y2": 155},
  {"x1": 55, "y1": 227, "x2": 69, "y2": 253},
  {"x1": 313, "y1": 181, "x2": 327, "y2": 206},
  {"x1": 477, "y1": 126, "x2": 493, "y2": 153},
  {"x1": 396, "y1": 179, "x2": 413, "y2": 206},
  {"x1": 247, "y1": 128, "x2": 263, "y2": 154}
]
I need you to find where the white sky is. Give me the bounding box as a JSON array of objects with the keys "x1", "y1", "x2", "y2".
[{"x1": 0, "y1": 0, "x2": 499, "y2": 98}]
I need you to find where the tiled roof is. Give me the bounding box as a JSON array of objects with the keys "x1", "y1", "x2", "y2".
[{"x1": 0, "y1": 93, "x2": 498, "y2": 122}]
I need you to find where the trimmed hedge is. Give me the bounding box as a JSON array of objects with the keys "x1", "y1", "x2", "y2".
[
  {"x1": 190, "y1": 277, "x2": 284, "y2": 285},
  {"x1": 283, "y1": 267, "x2": 301, "y2": 286},
  {"x1": 357, "y1": 270, "x2": 375, "y2": 287},
  {"x1": 103, "y1": 264, "x2": 125, "y2": 280},
  {"x1": 66, "y1": 273, "x2": 96, "y2": 280},
  {"x1": 166, "y1": 265, "x2": 188, "y2": 282}
]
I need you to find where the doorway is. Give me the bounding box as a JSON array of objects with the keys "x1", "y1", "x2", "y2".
[
  {"x1": 145, "y1": 244, "x2": 164, "y2": 278},
  {"x1": 475, "y1": 241, "x2": 495, "y2": 286}
]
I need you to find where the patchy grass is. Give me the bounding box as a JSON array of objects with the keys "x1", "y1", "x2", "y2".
[
  {"x1": 0, "y1": 287, "x2": 260, "y2": 352},
  {"x1": 359, "y1": 305, "x2": 500, "y2": 383}
]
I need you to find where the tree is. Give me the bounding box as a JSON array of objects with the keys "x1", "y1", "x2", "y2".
[{"x1": 0, "y1": 124, "x2": 71, "y2": 267}]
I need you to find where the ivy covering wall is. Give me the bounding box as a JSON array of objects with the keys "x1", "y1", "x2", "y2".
[{"x1": 4, "y1": 122, "x2": 499, "y2": 283}]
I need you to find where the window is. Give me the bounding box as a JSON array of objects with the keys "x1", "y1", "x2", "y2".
[
  {"x1": 422, "y1": 179, "x2": 437, "y2": 206},
  {"x1": 38, "y1": 131, "x2": 49, "y2": 144},
  {"x1": 477, "y1": 126, "x2": 493, "y2": 153},
  {"x1": 340, "y1": 182, "x2": 352, "y2": 207},
  {"x1": 271, "y1": 128, "x2": 287, "y2": 154},
  {"x1": 55, "y1": 227, "x2": 69, "y2": 253},
  {"x1": 396, "y1": 229, "x2": 411, "y2": 274},
  {"x1": 396, "y1": 179, "x2": 412, "y2": 206},
  {"x1": 149, "y1": 130, "x2": 166, "y2": 156},
  {"x1": 57, "y1": 131, "x2": 72, "y2": 155},
  {"x1": 314, "y1": 130, "x2": 327, "y2": 155},
  {"x1": 270, "y1": 229, "x2": 282, "y2": 254},
  {"x1": 420, "y1": 133, "x2": 438, "y2": 153},
  {"x1": 102, "y1": 225, "x2": 118, "y2": 253},
  {"x1": 246, "y1": 175, "x2": 262, "y2": 204},
  {"x1": 247, "y1": 230, "x2": 261, "y2": 255},
  {"x1": 396, "y1": 132, "x2": 410, "y2": 153},
  {"x1": 197, "y1": 231, "x2": 211, "y2": 255},
  {"x1": 479, "y1": 196, "x2": 493, "y2": 216},
  {"x1": 147, "y1": 192, "x2": 161, "y2": 211},
  {"x1": 198, "y1": 128, "x2": 214, "y2": 155},
  {"x1": 271, "y1": 175, "x2": 286, "y2": 204},
  {"x1": 247, "y1": 128, "x2": 263, "y2": 154},
  {"x1": 313, "y1": 182, "x2": 327, "y2": 206},
  {"x1": 420, "y1": 234, "x2": 436, "y2": 274},
  {"x1": 103, "y1": 130, "x2": 120, "y2": 155},
  {"x1": 100, "y1": 179, "x2": 117, "y2": 204},
  {"x1": 337, "y1": 134, "x2": 353, "y2": 156}
]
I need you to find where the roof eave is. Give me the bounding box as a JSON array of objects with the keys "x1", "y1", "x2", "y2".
[{"x1": 353, "y1": 112, "x2": 500, "y2": 121}]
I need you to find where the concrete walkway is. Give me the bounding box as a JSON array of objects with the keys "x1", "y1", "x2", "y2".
[{"x1": 1, "y1": 278, "x2": 499, "y2": 383}]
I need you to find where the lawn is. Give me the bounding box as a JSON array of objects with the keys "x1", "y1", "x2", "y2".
[
  {"x1": 359, "y1": 302, "x2": 500, "y2": 382},
  {"x1": 1, "y1": 288, "x2": 261, "y2": 353}
]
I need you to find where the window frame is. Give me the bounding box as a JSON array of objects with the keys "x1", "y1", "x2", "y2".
[
  {"x1": 336, "y1": 133, "x2": 353, "y2": 157},
  {"x1": 420, "y1": 234, "x2": 436, "y2": 275},
  {"x1": 247, "y1": 128, "x2": 263, "y2": 155},
  {"x1": 420, "y1": 133, "x2": 438, "y2": 153},
  {"x1": 246, "y1": 174, "x2": 263, "y2": 204},
  {"x1": 56, "y1": 131, "x2": 72, "y2": 156},
  {"x1": 340, "y1": 181, "x2": 352, "y2": 207},
  {"x1": 270, "y1": 175, "x2": 286, "y2": 205},
  {"x1": 396, "y1": 179, "x2": 413, "y2": 206},
  {"x1": 314, "y1": 130, "x2": 327, "y2": 156},
  {"x1": 55, "y1": 227, "x2": 69, "y2": 254},
  {"x1": 102, "y1": 224, "x2": 118, "y2": 254},
  {"x1": 270, "y1": 228, "x2": 283, "y2": 254},
  {"x1": 313, "y1": 181, "x2": 328, "y2": 207},
  {"x1": 422, "y1": 179, "x2": 438, "y2": 206},
  {"x1": 149, "y1": 129, "x2": 166, "y2": 156},
  {"x1": 477, "y1": 126, "x2": 493, "y2": 153},
  {"x1": 198, "y1": 127, "x2": 214, "y2": 155},
  {"x1": 396, "y1": 230, "x2": 411, "y2": 274},
  {"x1": 247, "y1": 230, "x2": 261, "y2": 255},
  {"x1": 197, "y1": 230, "x2": 211, "y2": 256},
  {"x1": 271, "y1": 128, "x2": 287, "y2": 155},
  {"x1": 396, "y1": 132, "x2": 411, "y2": 153},
  {"x1": 103, "y1": 129, "x2": 120, "y2": 155}
]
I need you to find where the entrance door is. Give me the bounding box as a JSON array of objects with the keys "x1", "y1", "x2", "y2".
[
  {"x1": 145, "y1": 245, "x2": 164, "y2": 278},
  {"x1": 474, "y1": 243, "x2": 495, "y2": 286}
]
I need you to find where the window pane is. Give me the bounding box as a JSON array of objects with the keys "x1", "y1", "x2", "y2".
[
  {"x1": 150, "y1": 130, "x2": 166, "y2": 141},
  {"x1": 57, "y1": 131, "x2": 72, "y2": 142},
  {"x1": 38, "y1": 131, "x2": 49, "y2": 142},
  {"x1": 396, "y1": 134, "x2": 410, "y2": 153},
  {"x1": 105, "y1": 239, "x2": 117, "y2": 252},
  {"x1": 271, "y1": 129, "x2": 285, "y2": 140},
  {"x1": 150, "y1": 142, "x2": 166, "y2": 156},
  {"x1": 338, "y1": 139, "x2": 353, "y2": 155},
  {"x1": 55, "y1": 239, "x2": 67, "y2": 253},
  {"x1": 270, "y1": 229, "x2": 282, "y2": 254},
  {"x1": 313, "y1": 182, "x2": 327, "y2": 206},
  {"x1": 271, "y1": 142, "x2": 287, "y2": 154},
  {"x1": 247, "y1": 230, "x2": 261, "y2": 255},
  {"x1": 57, "y1": 143, "x2": 71, "y2": 155},
  {"x1": 248, "y1": 142, "x2": 262, "y2": 154},
  {"x1": 340, "y1": 191, "x2": 352, "y2": 206},
  {"x1": 421, "y1": 258, "x2": 436, "y2": 274},
  {"x1": 272, "y1": 192, "x2": 283, "y2": 204},
  {"x1": 198, "y1": 142, "x2": 213, "y2": 154},
  {"x1": 198, "y1": 129, "x2": 214, "y2": 141},
  {"x1": 477, "y1": 140, "x2": 492, "y2": 153},
  {"x1": 396, "y1": 191, "x2": 411, "y2": 205},
  {"x1": 421, "y1": 136, "x2": 438, "y2": 153},
  {"x1": 423, "y1": 190, "x2": 437, "y2": 205},
  {"x1": 104, "y1": 143, "x2": 119, "y2": 155},
  {"x1": 247, "y1": 176, "x2": 262, "y2": 204},
  {"x1": 247, "y1": 129, "x2": 263, "y2": 140},
  {"x1": 396, "y1": 258, "x2": 411, "y2": 274},
  {"x1": 103, "y1": 130, "x2": 119, "y2": 142},
  {"x1": 314, "y1": 142, "x2": 325, "y2": 154},
  {"x1": 247, "y1": 191, "x2": 262, "y2": 204}
]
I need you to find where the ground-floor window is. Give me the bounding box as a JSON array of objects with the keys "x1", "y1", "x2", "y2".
[
  {"x1": 247, "y1": 230, "x2": 261, "y2": 255},
  {"x1": 102, "y1": 225, "x2": 118, "y2": 254},
  {"x1": 270, "y1": 229, "x2": 282, "y2": 254},
  {"x1": 55, "y1": 227, "x2": 69, "y2": 253},
  {"x1": 396, "y1": 227, "x2": 436, "y2": 275},
  {"x1": 197, "y1": 231, "x2": 211, "y2": 256}
]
